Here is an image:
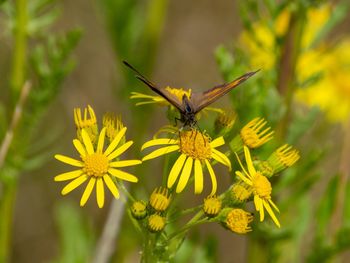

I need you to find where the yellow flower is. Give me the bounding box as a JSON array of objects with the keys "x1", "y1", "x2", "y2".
[
  {"x1": 74, "y1": 105, "x2": 98, "y2": 144},
  {"x1": 148, "y1": 214, "x2": 166, "y2": 232},
  {"x1": 149, "y1": 187, "x2": 171, "y2": 212},
  {"x1": 231, "y1": 183, "x2": 252, "y2": 202},
  {"x1": 102, "y1": 113, "x2": 124, "y2": 142},
  {"x1": 240, "y1": 4, "x2": 350, "y2": 123},
  {"x1": 54, "y1": 127, "x2": 141, "y2": 208},
  {"x1": 240, "y1": 117, "x2": 274, "y2": 149},
  {"x1": 203, "y1": 195, "x2": 222, "y2": 217},
  {"x1": 130, "y1": 88, "x2": 222, "y2": 117},
  {"x1": 131, "y1": 200, "x2": 147, "y2": 220},
  {"x1": 141, "y1": 130, "x2": 231, "y2": 194},
  {"x1": 226, "y1": 208, "x2": 254, "y2": 234},
  {"x1": 268, "y1": 144, "x2": 300, "y2": 173},
  {"x1": 235, "y1": 146, "x2": 280, "y2": 227}
]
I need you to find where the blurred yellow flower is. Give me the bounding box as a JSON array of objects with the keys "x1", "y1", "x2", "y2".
[
  {"x1": 54, "y1": 127, "x2": 141, "y2": 208},
  {"x1": 141, "y1": 130, "x2": 231, "y2": 194},
  {"x1": 235, "y1": 146, "x2": 280, "y2": 227},
  {"x1": 240, "y1": 4, "x2": 350, "y2": 123}
]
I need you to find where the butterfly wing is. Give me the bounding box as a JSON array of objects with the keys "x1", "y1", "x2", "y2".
[
  {"x1": 190, "y1": 70, "x2": 259, "y2": 113},
  {"x1": 123, "y1": 61, "x2": 184, "y2": 112}
]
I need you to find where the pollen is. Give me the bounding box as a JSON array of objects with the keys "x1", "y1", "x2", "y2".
[
  {"x1": 83, "y1": 153, "x2": 109, "y2": 177},
  {"x1": 165, "y1": 86, "x2": 192, "y2": 101},
  {"x1": 179, "y1": 130, "x2": 211, "y2": 160},
  {"x1": 226, "y1": 208, "x2": 253, "y2": 234},
  {"x1": 252, "y1": 173, "x2": 272, "y2": 198},
  {"x1": 149, "y1": 187, "x2": 171, "y2": 212},
  {"x1": 240, "y1": 117, "x2": 274, "y2": 148}
]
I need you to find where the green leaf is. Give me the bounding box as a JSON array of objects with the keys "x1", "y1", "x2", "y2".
[
  {"x1": 51, "y1": 202, "x2": 95, "y2": 263},
  {"x1": 315, "y1": 175, "x2": 339, "y2": 238}
]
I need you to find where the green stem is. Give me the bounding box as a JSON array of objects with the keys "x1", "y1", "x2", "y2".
[
  {"x1": 11, "y1": 0, "x2": 28, "y2": 98},
  {"x1": 116, "y1": 181, "x2": 136, "y2": 203},
  {"x1": 276, "y1": 9, "x2": 305, "y2": 140},
  {"x1": 0, "y1": 180, "x2": 17, "y2": 263}
]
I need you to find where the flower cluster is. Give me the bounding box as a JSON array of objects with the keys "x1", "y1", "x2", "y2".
[{"x1": 54, "y1": 106, "x2": 141, "y2": 208}]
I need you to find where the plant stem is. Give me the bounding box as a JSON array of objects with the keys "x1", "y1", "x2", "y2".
[
  {"x1": 11, "y1": 0, "x2": 28, "y2": 98},
  {"x1": 276, "y1": 9, "x2": 305, "y2": 140}
]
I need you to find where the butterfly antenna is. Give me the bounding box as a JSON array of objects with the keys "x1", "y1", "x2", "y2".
[{"x1": 122, "y1": 61, "x2": 157, "y2": 88}]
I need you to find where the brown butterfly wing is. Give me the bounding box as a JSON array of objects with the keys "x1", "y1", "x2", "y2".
[
  {"x1": 123, "y1": 61, "x2": 185, "y2": 112},
  {"x1": 190, "y1": 70, "x2": 259, "y2": 114}
]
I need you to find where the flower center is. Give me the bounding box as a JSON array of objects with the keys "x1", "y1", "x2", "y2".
[
  {"x1": 252, "y1": 173, "x2": 272, "y2": 198},
  {"x1": 83, "y1": 153, "x2": 109, "y2": 177},
  {"x1": 179, "y1": 131, "x2": 211, "y2": 160}
]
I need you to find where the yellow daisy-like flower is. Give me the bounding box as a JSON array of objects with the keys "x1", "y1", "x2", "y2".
[
  {"x1": 102, "y1": 113, "x2": 124, "y2": 142},
  {"x1": 74, "y1": 105, "x2": 98, "y2": 144},
  {"x1": 130, "y1": 87, "x2": 223, "y2": 117},
  {"x1": 240, "y1": 117, "x2": 274, "y2": 149},
  {"x1": 235, "y1": 146, "x2": 280, "y2": 227},
  {"x1": 149, "y1": 187, "x2": 171, "y2": 212},
  {"x1": 141, "y1": 130, "x2": 231, "y2": 195},
  {"x1": 130, "y1": 86, "x2": 192, "y2": 107},
  {"x1": 203, "y1": 195, "x2": 222, "y2": 217},
  {"x1": 226, "y1": 208, "x2": 254, "y2": 234},
  {"x1": 54, "y1": 127, "x2": 141, "y2": 208}
]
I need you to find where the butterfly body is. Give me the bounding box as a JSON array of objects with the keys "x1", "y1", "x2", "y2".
[{"x1": 124, "y1": 61, "x2": 258, "y2": 127}]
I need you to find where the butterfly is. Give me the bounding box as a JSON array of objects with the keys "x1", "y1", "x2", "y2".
[{"x1": 123, "y1": 61, "x2": 259, "y2": 128}]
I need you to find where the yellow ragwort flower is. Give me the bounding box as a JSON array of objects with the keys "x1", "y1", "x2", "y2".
[
  {"x1": 131, "y1": 200, "x2": 147, "y2": 220},
  {"x1": 268, "y1": 144, "x2": 300, "y2": 173},
  {"x1": 231, "y1": 183, "x2": 252, "y2": 202},
  {"x1": 130, "y1": 87, "x2": 192, "y2": 107},
  {"x1": 54, "y1": 127, "x2": 141, "y2": 208},
  {"x1": 235, "y1": 146, "x2": 280, "y2": 227},
  {"x1": 203, "y1": 195, "x2": 222, "y2": 217},
  {"x1": 74, "y1": 105, "x2": 98, "y2": 144},
  {"x1": 148, "y1": 214, "x2": 166, "y2": 232},
  {"x1": 142, "y1": 130, "x2": 231, "y2": 195},
  {"x1": 226, "y1": 208, "x2": 254, "y2": 234},
  {"x1": 149, "y1": 187, "x2": 171, "y2": 212},
  {"x1": 240, "y1": 117, "x2": 274, "y2": 148},
  {"x1": 102, "y1": 113, "x2": 124, "y2": 142}
]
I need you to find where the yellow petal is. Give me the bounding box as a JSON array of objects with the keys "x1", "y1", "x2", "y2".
[
  {"x1": 104, "y1": 127, "x2": 127, "y2": 156},
  {"x1": 55, "y1": 170, "x2": 83, "y2": 181},
  {"x1": 210, "y1": 136, "x2": 225, "y2": 148},
  {"x1": 142, "y1": 145, "x2": 179, "y2": 161},
  {"x1": 97, "y1": 127, "x2": 106, "y2": 153},
  {"x1": 80, "y1": 177, "x2": 96, "y2": 206},
  {"x1": 55, "y1": 154, "x2": 83, "y2": 167},
  {"x1": 61, "y1": 174, "x2": 88, "y2": 195},
  {"x1": 254, "y1": 194, "x2": 260, "y2": 211},
  {"x1": 141, "y1": 138, "x2": 177, "y2": 150},
  {"x1": 212, "y1": 149, "x2": 231, "y2": 170},
  {"x1": 81, "y1": 129, "x2": 94, "y2": 154},
  {"x1": 107, "y1": 141, "x2": 133, "y2": 160},
  {"x1": 235, "y1": 171, "x2": 253, "y2": 186},
  {"x1": 263, "y1": 199, "x2": 280, "y2": 228},
  {"x1": 244, "y1": 146, "x2": 256, "y2": 176},
  {"x1": 108, "y1": 168, "x2": 138, "y2": 182},
  {"x1": 96, "y1": 178, "x2": 105, "y2": 208},
  {"x1": 109, "y1": 160, "x2": 142, "y2": 168},
  {"x1": 73, "y1": 139, "x2": 86, "y2": 158},
  {"x1": 176, "y1": 157, "x2": 193, "y2": 193},
  {"x1": 234, "y1": 152, "x2": 251, "y2": 179},
  {"x1": 168, "y1": 154, "x2": 187, "y2": 188},
  {"x1": 103, "y1": 175, "x2": 120, "y2": 199},
  {"x1": 268, "y1": 199, "x2": 280, "y2": 213},
  {"x1": 205, "y1": 160, "x2": 217, "y2": 195},
  {"x1": 194, "y1": 160, "x2": 203, "y2": 194}
]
